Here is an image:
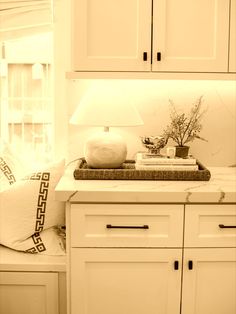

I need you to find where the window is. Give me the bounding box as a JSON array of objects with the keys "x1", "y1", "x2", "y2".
[
  {"x1": 7, "y1": 63, "x2": 53, "y2": 163},
  {"x1": 0, "y1": 1, "x2": 54, "y2": 166}
]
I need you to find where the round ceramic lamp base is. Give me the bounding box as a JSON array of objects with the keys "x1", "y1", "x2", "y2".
[{"x1": 84, "y1": 130, "x2": 127, "y2": 169}]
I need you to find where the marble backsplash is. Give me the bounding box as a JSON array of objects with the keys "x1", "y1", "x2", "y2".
[{"x1": 67, "y1": 79, "x2": 236, "y2": 167}]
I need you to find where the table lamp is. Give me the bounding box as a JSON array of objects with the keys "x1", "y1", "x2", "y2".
[{"x1": 70, "y1": 82, "x2": 144, "y2": 169}]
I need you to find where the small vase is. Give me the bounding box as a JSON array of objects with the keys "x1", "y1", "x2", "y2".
[{"x1": 175, "y1": 146, "x2": 189, "y2": 158}]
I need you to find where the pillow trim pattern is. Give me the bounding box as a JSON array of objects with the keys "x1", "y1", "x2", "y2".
[
  {"x1": 27, "y1": 232, "x2": 46, "y2": 253},
  {"x1": 24, "y1": 171, "x2": 50, "y2": 254},
  {"x1": 0, "y1": 157, "x2": 16, "y2": 185}
]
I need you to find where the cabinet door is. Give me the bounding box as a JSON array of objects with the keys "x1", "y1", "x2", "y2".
[
  {"x1": 182, "y1": 248, "x2": 236, "y2": 314},
  {"x1": 152, "y1": 0, "x2": 230, "y2": 72},
  {"x1": 71, "y1": 248, "x2": 182, "y2": 314},
  {"x1": 72, "y1": 0, "x2": 152, "y2": 71},
  {"x1": 229, "y1": 0, "x2": 236, "y2": 72},
  {"x1": 0, "y1": 272, "x2": 59, "y2": 314}
]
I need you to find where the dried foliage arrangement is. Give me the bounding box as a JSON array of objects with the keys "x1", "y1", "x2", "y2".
[{"x1": 163, "y1": 96, "x2": 207, "y2": 147}]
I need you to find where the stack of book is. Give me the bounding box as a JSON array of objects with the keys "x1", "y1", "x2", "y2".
[{"x1": 135, "y1": 153, "x2": 199, "y2": 171}]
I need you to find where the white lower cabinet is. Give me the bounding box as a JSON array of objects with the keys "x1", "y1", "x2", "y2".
[
  {"x1": 0, "y1": 272, "x2": 59, "y2": 314},
  {"x1": 67, "y1": 203, "x2": 236, "y2": 314},
  {"x1": 69, "y1": 204, "x2": 183, "y2": 314},
  {"x1": 71, "y1": 248, "x2": 182, "y2": 314},
  {"x1": 182, "y1": 204, "x2": 236, "y2": 314},
  {"x1": 182, "y1": 248, "x2": 236, "y2": 314}
]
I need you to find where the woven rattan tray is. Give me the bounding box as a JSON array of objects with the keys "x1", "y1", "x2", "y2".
[{"x1": 73, "y1": 158, "x2": 211, "y2": 181}]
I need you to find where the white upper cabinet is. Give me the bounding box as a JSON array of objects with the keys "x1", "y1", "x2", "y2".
[
  {"x1": 152, "y1": 0, "x2": 230, "y2": 72},
  {"x1": 71, "y1": 0, "x2": 232, "y2": 74},
  {"x1": 72, "y1": 0, "x2": 152, "y2": 71},
  {"x1": 229, "y1": 0, "x2": 236, "y2": 72}
]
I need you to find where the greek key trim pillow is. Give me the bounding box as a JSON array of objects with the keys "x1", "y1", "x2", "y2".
[
  {"x1": 0, "y1": 159, "x2": 65, "y2": 254},
  {"x1": 0, "y1": 140, "x2": 27, "y2": 191}
]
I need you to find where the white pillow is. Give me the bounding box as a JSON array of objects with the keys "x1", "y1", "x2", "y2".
[
  {"x1": 0, "y1": 139, "x2": 26, "y2": 191},
  {"x1": 0, "y1": 159, "x2": 65, "y2": 255},
  {"x1": 10, "y1": 226, "x2": 66, "y2": 255}
]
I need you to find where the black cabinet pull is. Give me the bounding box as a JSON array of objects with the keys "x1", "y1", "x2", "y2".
[
  {"x1": 157, "y1": 52, "x2": 161, "y2": 61},
  {"x1": 143, "y1": 52, "x2": 148, "y2": 61},
  {"x1": 188, "y1": 260, "x2": 193, "y2": 270},
  {"x1": 219, "y1": 224, "x2": 236, "y2": 228},
  {"x1": 174, "y1": 261, "x2": 179, "y2": 270},
  {"x1": 106, "y1": 224, "x2": 149, "y2": 229}
]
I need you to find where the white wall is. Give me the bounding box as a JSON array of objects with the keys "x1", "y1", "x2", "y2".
[{"x1": 67, "y1": 79, "x2": 236, "y2": 167}]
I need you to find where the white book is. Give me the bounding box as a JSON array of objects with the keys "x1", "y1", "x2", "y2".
[
  {"x1": 135, "y1": 164, "x2": 199, "y2": 171},
  {"x1": 136, "y1": 153, "x2": 197, "y2": 165}
]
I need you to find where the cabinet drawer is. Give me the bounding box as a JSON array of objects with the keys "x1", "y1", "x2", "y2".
[
  {"x1": 185, "y1": 204, "x2": 236, "y2": 247},
  {"x1": 70, "y1": 204, "x2": 183, "y2": 247}
]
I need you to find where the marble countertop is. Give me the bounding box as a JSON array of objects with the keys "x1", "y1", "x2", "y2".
[{"x1": 55, "y1": 166, "x2": 236, "y2": 204}]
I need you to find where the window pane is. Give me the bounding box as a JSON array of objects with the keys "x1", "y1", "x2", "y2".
[{"x1": 6, "y1": 63, "x2": 53, "y2": 165}]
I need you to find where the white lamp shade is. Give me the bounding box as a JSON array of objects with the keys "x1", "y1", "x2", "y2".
[{"x1": 70, "y1": 82, "x2": 144, "y2": 127}]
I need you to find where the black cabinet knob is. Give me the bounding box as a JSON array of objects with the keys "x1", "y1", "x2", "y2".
[{"x1": 157, "y1": 52, "x2": 161, "y2": 61}]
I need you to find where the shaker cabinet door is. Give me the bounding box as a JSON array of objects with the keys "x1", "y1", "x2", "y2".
[
  {"x1": 71, "y1": 248, "x2": 182, "y2": 314},
  {"x1": 182, "y1": 248, "x2": 236, "y2": 314},
  {"x1": 0, "y1": 272, "x2": 59, "y2": 314},
  {"x1": 152, "y1": 0, "x2": 230, "y2": 72},
  {"x1": 72, "y1": 0, "x2": 152, "y2": 71}
]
